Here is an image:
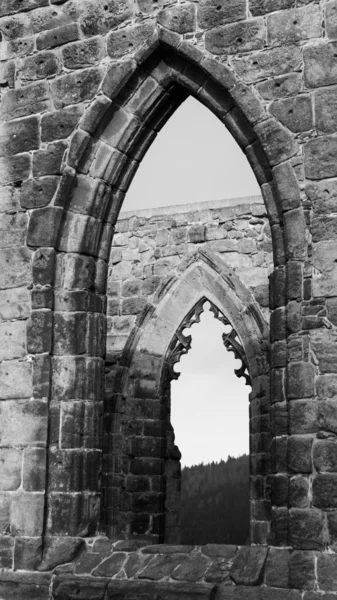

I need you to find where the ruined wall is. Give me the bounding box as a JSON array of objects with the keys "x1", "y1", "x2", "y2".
[
  {"x1": 106, "y1": 196, "x2": 271, "y2": 366},
  {"x1": 1, "y1": 0, "x2": 337, "y2": 596}
]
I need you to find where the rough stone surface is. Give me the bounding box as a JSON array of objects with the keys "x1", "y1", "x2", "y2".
[{"x1": 1, "y1": 0, "x2": 337, "y2": 595}]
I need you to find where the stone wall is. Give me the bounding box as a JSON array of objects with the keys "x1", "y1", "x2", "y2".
[
  {"x1": 1, "y1": 0, "x2": 337, "y2": 596},
  {"x1": 106, "y1": 195, "x2": 271, "y2": 365}
]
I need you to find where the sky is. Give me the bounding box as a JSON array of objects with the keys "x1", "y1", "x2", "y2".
[{"x1": 122, "y1": 96, "x2": 260, "y2": 467}]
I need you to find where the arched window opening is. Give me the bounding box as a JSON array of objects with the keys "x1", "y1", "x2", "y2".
[
  {"x1": 166, "y1": 300, "x2": 251, "y2": 545},
  {"x1": 102, "y1": 48, "x2": 273, "y2": 544},
  {"x1": 122, "y1": 95, "x2": 260, "y2": 213}
]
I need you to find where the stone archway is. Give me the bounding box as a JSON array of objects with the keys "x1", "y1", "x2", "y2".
[
  {"x1": 0, "y1": 0, "x2": 318, "y2": 576},
  {"x1": 106, "y1": 248, "x2": 270, "y2": 543},
  {"x1": 28, "y1": 34, "x2": 306, "y2": 558}
]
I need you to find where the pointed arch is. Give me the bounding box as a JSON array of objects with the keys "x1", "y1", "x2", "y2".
[
  {"x1": 104, "y1": 248, "x2": 270, "y2": 542},
  {"x1": 25, "y1": 30, "x2": 307, "y2": 552}
]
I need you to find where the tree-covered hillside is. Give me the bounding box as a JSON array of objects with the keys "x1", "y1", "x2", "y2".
[{"x1": 180, "y1": 454, "x2": 250, "y2": 545}]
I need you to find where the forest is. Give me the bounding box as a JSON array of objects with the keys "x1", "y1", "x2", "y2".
[{"x1": 180, "y1": 454, "x2": 250, "y2": 545}]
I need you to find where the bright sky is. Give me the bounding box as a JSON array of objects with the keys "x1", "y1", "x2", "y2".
[{"x1": 122, "y1": 96, "x2": 260, "y2": 466}]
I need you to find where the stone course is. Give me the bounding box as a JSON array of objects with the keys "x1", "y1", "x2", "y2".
[{"x1": 1, "y1": 0, "x2": 337, "y2": 596}]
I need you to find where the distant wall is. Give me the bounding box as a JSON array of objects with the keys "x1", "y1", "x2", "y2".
[{"x1": 106, "y1": 195, "x2": 271, "y2": 372}]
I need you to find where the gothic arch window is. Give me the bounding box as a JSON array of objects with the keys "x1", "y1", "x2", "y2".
[{"x1": 103, "y1": 250, "x2": 270, "y2": 544}]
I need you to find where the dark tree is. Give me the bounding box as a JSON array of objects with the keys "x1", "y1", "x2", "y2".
[{"x1": 180, "y1": 454, "x2": 250, "y2": 545}]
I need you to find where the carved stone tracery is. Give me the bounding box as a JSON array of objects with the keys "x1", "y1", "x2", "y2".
[{"x1": 163, "y1": 297, "x2": 251, "y2": 387}]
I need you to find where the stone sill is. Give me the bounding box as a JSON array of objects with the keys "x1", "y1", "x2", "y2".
[{"x1": 1, "y1": 541, "x2": 337, "y2": 598}]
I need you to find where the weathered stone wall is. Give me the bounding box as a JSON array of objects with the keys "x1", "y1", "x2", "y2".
[
  {"x1": 1, "y1": 0, "x2": 337, "y2": 596},
  {"x1": 106, "y1": 196, "x2": 271, "y2": 364}
]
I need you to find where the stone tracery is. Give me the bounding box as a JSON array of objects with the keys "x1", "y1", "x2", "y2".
[{"x1": 163, "y1": 297, "x2": 251, "y2": 387}]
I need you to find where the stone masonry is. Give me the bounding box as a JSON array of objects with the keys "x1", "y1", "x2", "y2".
[
  {"x1": 104, "y1": 196, "x2": 271, "y2": 545},
  {"x1": 1, "y1": 0, "x2": 337, "y2": 597}
]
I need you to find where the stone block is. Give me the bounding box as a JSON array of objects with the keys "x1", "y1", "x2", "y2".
[
  {"x1": 313, "y1": 439, "x2": 337, "y2": 472},
  {"x1": 205, "y1": 19, "x2": 265, "y2": 55},
  {"x1": 62, "y1": 37, "x2": 104, "y2": 69},
  {"x1": 256, "y1": 73, "x2": 302, "y2": 101},
  {"x1": 139, "y1": 553, "x2": 186, "y2": 580},
  {"x1": 313, "y1": 473, "x2": 337, "y2": 508},
  {"x1": 198, "y1": 0, "x2": 246, "y2": 28},
  {"x1": 0, "y1": 154, "x2": 31, "y2": 185},
  {"x1": 36, "y1": 22, "x2": 79, "y2": 50},
  {"x1": 311, "y1": 329, "x2": 337, "y2": 372},
  {"x1": 27, "y1": 206, "x2": 63, "y2": 248},
  {"x1": 286, "y1": 261, "x2": 302, "y2": 299},
  {"x1": 53, "y1": 312, "x2": 87, "y2": 355},
  {"x1": 14, "y1": 537, "x2": 43, "y2": 571},
  {"x1": 269, "y1": 95, "x2": 313, "y2": 133},
  {"x1": 230, "y1": 546, "x2": 268, "y2": 585},
  {"x1": 316, "y1": 373, "x2": 337, "y2": 398},
  {"x1": 0, "y1": 399, "x2": 47, "y2": 447},
  {"x1": 254, "y1": 118, "x2": 298, "y2": 166},
  {"x1": 313, "y1": 214, "x2": 337, "y2": 243},
  {"x1": 267, "y1": 5, "x2": 321, "y2": 45},
  {"x1": 158, "y1": 3, "x2": 196, "y2": 33},
  {"x1": 0, "y1": 536, "x2": 13, "y2": 569},
  {"x1": 107, "y1": 22, "x2": 155, "y2": 61},
  {"x1": 288, "y1": 551, "x2": 316, "y2": 590},
  {"x1": 0, "y1": 116, "x2": 39, "y2": 158},
  {"x1": 102, "y1": 59, "x2": 136, "y2": 100},
  {"x1": 33, "y1": 141, "x2": 67, "y2": 177},
  {"x1": 0, "y1": 359, "x2": 33, "y2": 399},
  {"x1": 250, "y1": 0, "x2": 293, "y2": 14},
  {"x1": 327, "y1": 511, "x2": 337, "y2": 548},
  {"x1": 0, "y1": 320, "x2": 26, "y2": 361},
  {"x1": 130, "y1": 457, "x2": 164, "y2": 476},
  {"x1": 288, "y1": 435, "x2": 313, "y2": 473},
  {"x1": 20, "y1": 176, "x2": 59, "y2": 209},
  {"x1": 272, "y1": 161, "x2": 301, "y2": 212},
  {"x1": 289, "y1": 508, "x2": 325, "y2": 550},
  {"x1": 20, "y1": 50, "x2": 59, "y2": 80},
  {"x1": 289, "y1": 475, "x2": 309, "y2": 508},
  {"x1": 79, "y1": 0, "x2": 133, "y2": 37},
  {"x1": 284, "y1": 208, "x2": 307, "y2": 260},
  {"x1": 287, "y1": 362, "x2": 315, "y2": 399},
  {"x1": 121, "y1": 297, "x2": 147, "y2": 315},
  {"x1": 11, "y1": 492, "x2": 44, "y2": 536},
  {"x1": 51, "y1": 67, "x2": 102, "y2": 109},
  {"x1": 41, "y1": 105, "x2": 84, "y2": 141},
  {"x1": 270, "y1": 307, "x2": 286, "y2": 341},
  {"x1": 317, "y1": 553, "x2": 337, "y2": 591},
  {"x1": 55, "y1": 252, "x2": 96, "y2": 290},
  {"x1": 327, "y1": 298, "x2": 337, "y2": 326},
  {"x1": 304, "y1": 41, "x2": 337, "y2": 88},
  {"x1": 23, "y1": 448, "x2": 46, "y2": 492},
  {"x1": 0, "y1": 81, "x2": 50, "y2": 121},
  {"x1": 0, "y1": 493, "x2": 11, "y2": 533},
  {"x1": 289, "y1": 399, "x2": 319, "y2": 435},
  {"x1": 92, "y1": 552, "x2": 127, "y2": 577},
  {"x1": 172, "y1": 554, "x2": 211, "y2": 582},
  {"x1": 0, "y1": 0, "x2": 48, "y2": 16},
  {"x1": 315, "y1": 85, "x2": 337, "y2": 134},
  {"x1": 232, "y1": 45, "x2": 302, "y2": 83},
  {"x1": 0, "y1": 448, "x2": 21, "y2": 491},
  {"x1": 264, "y1": 547, "x2": 290, "y2": 587},
  {"x1": 27, "y1": 310, "x2": 52, "y2": 354}
]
